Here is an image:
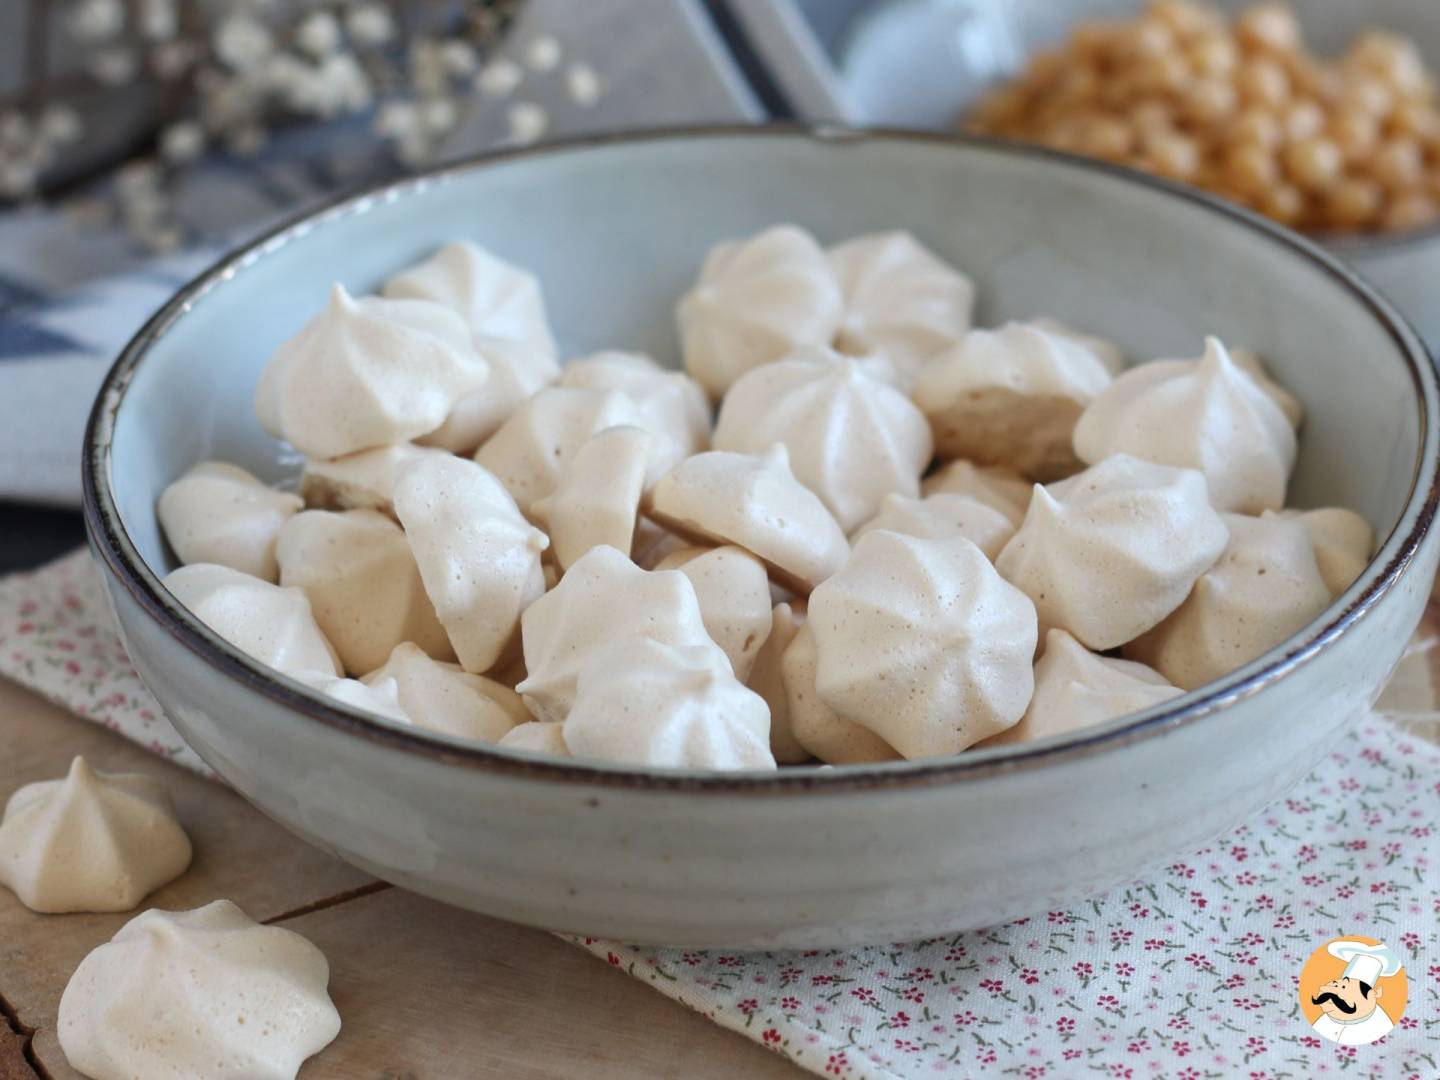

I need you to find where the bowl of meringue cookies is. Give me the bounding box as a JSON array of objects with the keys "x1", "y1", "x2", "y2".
[{"x1": 82, "y1": 126, "x2": 1440, "y2": 947}]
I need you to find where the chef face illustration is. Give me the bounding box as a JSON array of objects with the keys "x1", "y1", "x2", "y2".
[{"x1": 1303, "y1": 939, "x2": 1405, "y2": 1047}]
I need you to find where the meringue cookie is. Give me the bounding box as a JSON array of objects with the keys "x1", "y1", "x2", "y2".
[
  {"x1": 984, "y1": 629, "x2": 1181, "y2": 747},
  {"x1": 1231, "y1": 347, "x2": 1305, "y2": 428},
  {"x1": 913, "y1": 320, "x2": 1113, "y2": 481},
  {"x1": 1126, "y1": 512, "x2": 1332, "y2": 690},
  {"x1": 0, "y1": 757, "x2": 192, "y2": 913},
  {"x1": 392, "y1": 454, "x2": 549, "y2": 674},
  {"x1": 163, "y1": 563, "x2": 341, "y2": 675},
  {"x1": 58, "y1": 899, "x2": 340, "y2": 1080},
  {"x1": 646, "y1": 445, "x2": 850, "y2": 594},
  {"x1": 780, "y1": 624, "x2": 901, "y2": 764},
  {"x1": 677, "y1": 224, "x2": 843, "y2": 399},
  {"x1": 299, "y1": 443, "x2": 450, "y2": 518},
  {"x1": 810, "y1": 531, "x2": 1037, "y2": 758},
  {"x1": 1072, "y1": 337, "x2": 1298, "y2": 513},
  {"x1": 1276, "y1": 506, "x2": 1373, "y2": 597},
  {"x1": 414, "y1": 335, "x2": 563, "y2": 453},
  {"x1": 564, "y1": 638, "x2": 776, "y2": 770},
  {"x1": 287, "y1": 669, "x2": 410, "y2": 723},
  {"x1": 363, "y1": 642, "x2": 527, "y2": 743},
  {"x1": 853, "y1": 492, "x2": 1015, "y2": 560},
  {"x1": 498, "y1": 721, "x2": 571, "y2": 756},
  {"x1": 475, "y1": 385, "x2": 647, "y2": 513},
  {"x1": 559, "y1": 350, "x2": 711, "y2": 470},
  {"x1": 632, "y1": 517, "x2": 691, "y2": 570},
  {"x1": 829, "y1": 230, "x2": 975, "y2": 379},
  {"x1": 654, "y1": 545, "x2": 773, "y2": 682},
  {"x1": 255, "y1": 284, "x2": 490, "y2": 459},
  {"x1": 921, "y1": 459, "x2": 1033, "y2": 526},
  {"x1": 531, "y1": 425, "x2": 649, "y2": 571},
  {"x1": 747, "y1": 601, "x2": 809, "y2": 764},
  {"x1": 1031, "y1": 317, "x2": 1126, "y2": 375},
  {"x1": 157, "y1": 462, "x2": 302, "y2": 582},
  {"x1": 517, "y1": 545, "x2": 713, "y2": 722},
  {"x1": 276, "y1": 509, "x2": 453, "y2": 674},
  {"x1": 995, "y1": 455, "x2": 1229, "y2": 651},
  {"x1": 713, "y1": 346, "x2": 934, "y2": 531}
]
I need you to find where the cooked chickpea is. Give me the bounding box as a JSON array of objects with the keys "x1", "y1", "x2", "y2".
[
  {"x1": 1373, "y1": 137, "x2": 1425, "y2": 192},
  {"x1": 1223, "y1": 140, "x2": 1281, "y2": 196},
  {"x1": 1382, "y1": 192, "x2": 1439, "y2": 231},
  {"x1": 1135, "y1": 51, "x2": 1193, "y2": 96},
  {"x1": 1228, "y1": 107, "x2": 1283, "y2": 150},
  {"x1": 1235, "y1": 3, "x2": 1300, "y2": 54},
  {"x1": 1323, "y1": 176, "x2": 1384, "y2": 229},
  {"x1": 1283, "y1": 136, "x2": 1343, "y2": 191},
  {"x1": 1237, "y1": 58, "x2": 1291, "y2": 109},
  {"x1": 1389, "y1": 100, "x2": 1440, "y2": 142},
  {"x1": 1345, "y1": 75, "x2": 1395, "y2": 119},
  {"x1": 1076, "y1": 116, "x2": 1136, "y2": 160},
  {"x1": 1281, "y1": 99, "x2": 1326, "y2": 142},
  {"x1": 1329, "y1": 107, "x2": 1382, "y2": 160},
  {"x1": 1180, "y1": 78, "x2": 1239, "y2": 126},
  {"x1": 1125, "y1": 19, "x2": 1179, "y2": 60},
  {"x1": 1149, "y1": 0, "x2": 1223, "y2": 40},
  {"x1": 1188, "y1": 34, "x2": 1238, "y2": 79},
  {"x1": 1345, "y1": 31, "x2": 1429, "y2": 98},
  {"x1": 1259, "y1": 183, "x2": 1306, "y2": 225},
  {"x1": 1145, "y1": 131, "x2": 1203, "y2": 179}
]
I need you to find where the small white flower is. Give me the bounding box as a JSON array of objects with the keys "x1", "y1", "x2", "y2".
[
  {"x1": 296, "y1": 12, "x2": 342, "y2": 58},
  {"x1": 566, "y1": 63, "x2": 603, "y2": 107},
  {"x1": 136, "y1": 0, "x2": 178, "y2": 41},
  {"x1": 440, "y1": 40, "x2": 478, "y2": 77},
  {"x1": 506, "y1": 102, "x2": 548, "y2": 145},
  {"x1": 39, "y1": 106, "x2": 83, "y2": 145},
  {"x1": 475, "y1": 57, "x2": 522, "y2": 98},
  {"x1": 525, "y1": 35, "x2": 562, "y2": 73},
  {"x1": 159, "y1": 120, "x2": 205, "y2": 163},
  {"x1": 319, "y1": 53, "x2": 372, "y2": 113},
  {"x1": 0, "y1": 160, "x2": 39, "y2": 199},
  {"x1": 346, "y1": 3, "x2": 395, "y2": 47},
  {"x1": 215, "y1": 15, "x2": 274, "y2": 72},
  {"x1": 374, "y1": 101, "x2": 418, "y2": 138},
  {"x1": 68, "y1": 0, "x2": 125, "y2": 42},
  {"x1": 420, "y1": 97, "x2": 456, "y2": 134}
]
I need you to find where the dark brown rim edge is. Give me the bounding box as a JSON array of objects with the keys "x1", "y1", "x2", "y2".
[{"x1": 81, "y1": 123, "x2": 1440, "y2": 794}]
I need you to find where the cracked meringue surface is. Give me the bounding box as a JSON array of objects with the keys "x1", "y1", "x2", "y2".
[
  {"x1": 564, "y1": 638, "x2": 776, "y2": 770},
  {"x1": 157, "y1": 462, "x2": 302, "y2": 582},
  {"x1": 809, "y1": 531, "x2": 1038, "y2": 758},
  {"x1": 654, "y1": 545, "x2": 773, "y2": 683},
  {"x1": 913, "y1": 320, "x2": 1114, "y2": 481},
  {"x1": 363, "y1": 642, "x2": 527, "y2": 743},
  {"x1": 0, "y1": 757, "x2": 192, "y2": 913},
  {"x1": 392, "y1": 454, "x2": 549, "y2": 674},
  {"x1": 677, "y1": 224, "x2": 843, "y2": 399},
  {"x1": 780, "y1": 624, "x2": 901, "y2": 765},
  {"x1": 531, "y1": 425, "x2": 649, "y2": 572},
  {"x1": 299, "y1": 443, "x2": 451, "y2": 518},
  {"x1": 255, "y1": 284, "x2": 490, "y2": 459},
  {"x1": 713, "y1": 346, "x2": 934, "y2": 531},
  {"x1": 1126, "y1": 512, "x2": 1333, "y2": 691},
  {"x1": 58, "y1": 899, "x2": 340, "y2": 1080},
  {"x1": 852, "y1": 491, "x2": 1016, "y2": 559},
  {"x1": 996, "y1": 455, "x2": 1229, "y2": 651},
  {"x1": 1072, "y1": 337, "x2": 1298, "y2": 513}
]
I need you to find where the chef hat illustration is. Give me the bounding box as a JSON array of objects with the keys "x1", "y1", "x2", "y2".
[{"x1": 1327, "y1": 940, "x2": 1403, "y2": 985}]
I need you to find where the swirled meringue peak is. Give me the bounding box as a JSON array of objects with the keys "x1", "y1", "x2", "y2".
[
  {"x1": 746, "y1": 600, "x2": 809, "y2": 764},
  {"x1": 0, "y1": 757, "x2": 192, "y2": 913},
  {"x1": 677, "y1": 224, "x2": 843, "y2": 399},
  {"x1": 163, "y1": 563, "x2": 341, "y2": 675},
  {"x1": 1126, "y1": 512, "x2": 1332, "y2": 690},
  {"x1": 255, "y1": 284, "x2": 489, "y2": 459},
  {"x1": 654, "y1": 545, "x2": 773, "y2": 682},
  {"x1": 392, "y1": 454, "x2": 549, "y2": 674},
  {"x1": 828, "y1": 230, "x2": 975, "y2": 380},
  {"x1": 713, "y1": 346, "x2": 934, "y2": 531},
  {"x1": 1273, "y1": 506, "x2": 1374, "y2": 597},
  {"x1": 363, "y1": 642, "x2": 527, "y2": 743},
  {"x1": 995, "y1": 455, "x2": 1228, "y2": 651},
  {"x1": 560, "y1": 350, "x2": 712, "y2": 470},
  {"x1": 276, "y1": 509, "x2": 453, "y2": 675},
  {"x1": 1031, "y1": 317, "x2": 1126, "y2": 375},
  {"x1": 498, "y1": 721, "x2": 572, "y2": 756},
  {"x1": 921, "y1": 459, "x2": 1033, "y2": 525},
  {"x1": 984, "y1": 629, "x2": 1181, "y2": 747},
  {"x1": 58, "y1": 899, "x2": 340, "y2": 1080},
  {"x1": 475, "y1": 386, "x2": 647, "y2": 514},
  {"x1": 531, "y1": 425, "x2": 650, "y2": 571},
  {"x1": 913, "y1": 320, "x2": 1114, "y2": 481},
  {"x1": 1231, "y1": 347, "x2": 1305, "y2": 428},
  {"x1": 288, "y1": 670, "x2": 409, "y2": 724},
  {"x1": 564, "y1": 638, "x2": 776, "y2": 770},
  {"x1": 810, "y1": 531, "x2": 1038, "y2": 758},
  {"x1": 780, "y1": 623, "x2": 900, "y2": 764},
  {"x1": 157, "y1": 462, "x2": 301, "y2": 582},
  {"x1": 517, "y1": 545, "x2": 713, "y2": 722},
  {"x1": 853, "y1": 492, "x2": 1015, "y2": 559},
  {"x1": 646, "y1": 445, "x2": 850, "y2": 594},
  {"x1": 1072, "y1": 337, "x2": 1298, "y2": 513},
  {"x1": 299, "y1": 443, "x2": 450, "y2": 518}
]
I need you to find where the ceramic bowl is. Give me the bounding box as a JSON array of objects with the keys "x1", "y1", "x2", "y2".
[{"x1": 83, "y1": 127, "x2": 1440, "y2": 948}]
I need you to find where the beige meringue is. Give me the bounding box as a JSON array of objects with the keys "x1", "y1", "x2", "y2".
[
  {"x1": 921, "y1": 459, "x2": 1033, "y2": 526},
  {"x1": 995, "y1": 455, "x2": 1228, "y2": 651},
  {"x1": 1276, "y1": 507, "x2": 1373, "y2": 598},
  {"x1": 299, "y1": 443, "x2": 450, "y2": 518},
  {"x1": 654, "y1": 545, "x2": 773, "y2": 682},
  {"x1": 853, "y1": 492, "x2": 1015, "y2": 559},
  {"x1": 498, "y1": 721, "x2": 571, "y2": 756},
  {"x1": 713, "y1": 346, "x2": 934, "y2": 531},
  {"x1": 564, "y1": 638, "x2": 776, "y2": 770},
  {"x1": 58, "y1": 899, "x2": 340, "y2": 1080},
  {"x1": 516, "y1": 545, "x2": 713, "y2": 722},
  {"x1": 677, "y1": 224, "x2": 843, "y2": 399},
  {"x1": 392, "y1": 454, "x2": 549, "y2": 674},
  {"x1": 475, "y1": 385, "x2": 647, "y2": 513},
  {"x1": 531, "y1": 425, "x2": 649, "y2": 571},
  {"x1": 1231, "y1": 347, "x2": 1305, "y2": 428},
  {"x1": 829, "y1": 230, "x2": 975, "y2": 379},
  {"x1": 747, "y1": 601, "x2": 809, "y2": 764},
  {"x1": 646, "y1": 445, "x2": 850, "y2": 594},
  {"x1": 632, "y1": 517, "x2": 691, "y2": 570},
  {"x1": 276, "y1": 509, "x2": 453, "y2": 674},
  {"x1": 913, "y1": 320, "x2": 1114, "y2": 481},
  {"x1": 364, "y1": 642, "x2": 527, "y2": 743},
  {"x1": 1031, "y1": 317, "x2": 1126, "y2": 375},
  {"x1": 157, "y1": 462, "x2": 301, "y2": 582},
  {"x1": 255, "y1": 284, "x2": 489, "y2": 459},
  {"x1": 1126, "y1": 512, "x2": 1332, "y2": 690},
  {"x1": 780, "y1": 624, "x2": 901, "y2": 764},
  {"x1": 1072, "y1": 337, "x2": 1298, "y2": 513},
  {"x1": 415, "y1": 336, "x2": 563, "y2": 453},
  {"x1": 559, "y1": 350, "x2": 711, "y2": 470},
  {"x1": 984, "y1": 630, "x2": 1181, "y2": 747},
  {"x1": 287, "y1": 669, "x2": 409, "y2": 723},
  {"x1": 0, "y1": 757, "x2": 192, "y2": 914},
  {"x1": 163, "y1": 563, "x2": 341, "y2": 675},
  {"x1": 810, "y1": 531, "x2": 1037, "y2": 758}
]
